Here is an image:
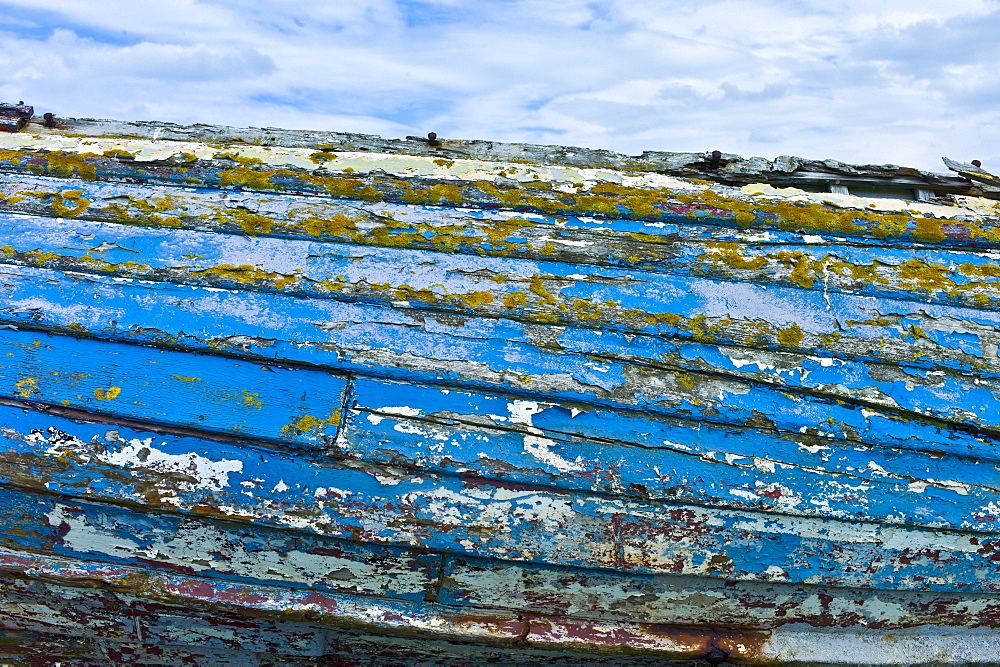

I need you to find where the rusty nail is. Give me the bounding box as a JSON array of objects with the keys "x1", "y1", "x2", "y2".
[
  {"x1": 972, "y1": 159, "x2": 982, "y2": 168},
  {"x1": 705, "y1": 647, "x2": 728, "y2": 664},
  {"x1": 427, "y1": 132, "x2": 441, "y2": 147},
  {"x1": 708, "y1": 150, "x2": 722, "y2": 170}
]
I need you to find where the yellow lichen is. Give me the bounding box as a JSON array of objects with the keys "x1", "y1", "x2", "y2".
[
  {"x1": 776, "y1": 323, "x2": 805, "y2": 347},
  {"x1": 240, "y1": 390, "x2": 263, "y2": 409},
  {"x1": 94, "y1": 386, "x2": 122, "y2": 401},
  {"x1": 280, "y1": 412, "x2": 340, "y2": 437},
  {"x1": 14, "y1": 377, "x2": 39, "y2": 398}
]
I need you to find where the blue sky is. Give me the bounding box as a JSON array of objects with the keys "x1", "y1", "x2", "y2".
[{"x1": 0, "y1": 0, "x2": 996, "y2": 173}]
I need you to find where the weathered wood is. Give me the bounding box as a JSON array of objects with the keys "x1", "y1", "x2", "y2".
[
  {"x1": 0, "y1": 577, "x2": 330, "y2": 655},
  {"x1": 4, "y1": 198, "x2": 1000, "y2": 318},
  {"x1": 3, "y1": 176, "x2": 1000, "y2": 303},
  {"x1": 0, "y1": 547, "x2": 769, "y2": 662},
  {"x1": 3, "y1": 410, "x2": 1000, "y2": 590},
  {"x1": 0, "y1": 269, "x2": 996, "y2": 459},
  {"x1": 0, "y1": 327, "x2": 348, "y2": 446},
  {"x1": 15, "y1": 117, "x2": 989, "y2": 198},
  {"x1": 0, "y1": 488, "x2": 438, "y2": 598},
  {"x1": 1, "y1": 121, "x2": 999, "y2": 661},
  {"x1": 439, "y1": 555, "x2": 1000, "y2": 630},
  {"x1": 2, "y1": 214, "x2": 1000, "y2": 440},
  {"x1": 4, "y1": 546, "x2": 1000, "y2": 665},
  {"x1": 341, "y1": 379, "x2": 1000, "y2": 531},
  {"x1": 1, "y1": 145, "x2": 998, "y2": 247},
  {"x1": 5, "y1": 381, "x2": 998, "y2": 542}
]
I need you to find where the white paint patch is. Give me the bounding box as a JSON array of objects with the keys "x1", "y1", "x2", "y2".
[
  {"x1": 393, "y1": 422, "x2": 434, "y2": 435},
  {"x1": 523, "y1": 434, "x2": 584, "y2": 473},
  {"x1": 925, "y1": 478, "x2": 972, "y2": 496},
  {"x1": 45, "y1": 505, "x2": 143, "y2": 557},
  {"x1": 97, "y1": 438, "x2": 243, "y2": 491},
  {"x1": 865, "y1": 461, "x2": 890, "y2": 477},
  {"x1": 507, "y1": 400, "x2": 545, "y2": 425},
  {"x1": 764, "y1": 565, "x2": 789, "y2": 579},
  {"x1": 662, "y1": 439, "x2": 693, "y2": 451},
  {"x1": 376, "y1": 406, "x2": 423, "y2": 417},
  {"x1": 726, "y1": 356, "x2": 778, "y2": 372}
]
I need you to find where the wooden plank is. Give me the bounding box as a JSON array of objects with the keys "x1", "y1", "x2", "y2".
[
  {"x1": 1, "y1": 217, "x2": 995, "y2": 388},
  {"x1": 0, "y1": 148, "x2": 998, "y2": 250},
  {"x1": 0, "y1": 630, "x2": 294, "y2": 664},
  {"x1": 4, "y1": 203, "x2": 1000, "y2": 322},
  {"x1": 4, "y1": 547, "x2": 1000, "y2": 665},
  {"x1": 0, "y1": 574, "x2": 135, "y2": 639},
  {"x1": 0, "y1": 485, "x2": 438, "y2": 600},
  {"x1": 0, "y1": 577, "x2": 329, "y2": 655},
  {"x1": 8, "y1": 389, "x2": 999, "y2": 537},
  {"x1": 0, "y1": 267, "x2": 995, "y2": 461},
  {"x1": 341, "y1": 378, "x2": 1000, "y2": 531},
  {"x1": 3, "y1": 410, "x2": 1000, "y2": 589},
  {"x1": 0, "y1": 547, "x2": 766, "y2": 661},
  {"x1": 3, "y1": 177, "x2": 1000, "y2": 310},
  {"x1": 1, "y1": 210, "x2": 996, "y2": 437},
  {"x1": 0, "y1": 327, "x2": 348, "y2": 447},
  {"x1": 438, "y1": 555, "x2": 1000, "y2": 630},
  {"x1": 11, "y1": 118, "x2": 987, "y2": 201}
]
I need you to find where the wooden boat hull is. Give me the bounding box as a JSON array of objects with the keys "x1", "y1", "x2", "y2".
[{"x1": 1, "y1": 117, "x2": 999, "y2": 663}]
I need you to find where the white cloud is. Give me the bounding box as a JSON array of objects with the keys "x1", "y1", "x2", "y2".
[{"x1": 0, "y1": 0, "x2": 997, "y2": 172}]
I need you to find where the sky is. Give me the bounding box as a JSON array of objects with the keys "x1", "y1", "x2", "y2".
[{"x1": 0, "y1": 0, "x2": 997, "y2": 173}]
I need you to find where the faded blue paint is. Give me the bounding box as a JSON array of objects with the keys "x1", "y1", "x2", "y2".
[{"x1": 1, "y1": 129, "x2": 999, "y2": 661}]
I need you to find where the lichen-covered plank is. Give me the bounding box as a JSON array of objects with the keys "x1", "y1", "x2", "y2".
[
  {"x1": 3, "y1": 177, "x2": 1000, "y2": 311},
  {"x1": 0, "y1": 268, "x2": 996, "y2": 460},
  {"x1": 0, "y1": 327, "x2": 347, "y2": 446},
  {"x1": 5, "y1": 204, "x2": 1000, "y2": 330},
  {"x1": 2, "y1": 211, "x2": 998, "y2": 436},
  {"x1": 0, "y1": 140, "x2": 998, "y2": 250},
  {"x1": 3, "y1": 412, "x2": 1000, "y2": 589}
]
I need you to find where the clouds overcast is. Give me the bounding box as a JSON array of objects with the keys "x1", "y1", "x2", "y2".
[{"x1": 0, "y1": 0, "x2": 996, "y2": 172}]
